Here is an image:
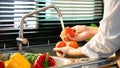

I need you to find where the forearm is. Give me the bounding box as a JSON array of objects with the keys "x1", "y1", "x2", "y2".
[{"x1": 88, "y1": 27, "x2": 98, "y2": 37}]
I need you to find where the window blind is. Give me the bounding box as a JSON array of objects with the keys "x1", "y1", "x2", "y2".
[
  {"x1": 0, "y1": 0, "x2": 36, "y2": 27},
  {"x1": 0, "y1": 0, "x2": 103, "y2": 48},
  {"x1": 35, "y1": 0, "x2": 103, "y2": 25},
  {"x1": 0, "y1": 0, "x2": 38, "y2": 47}
]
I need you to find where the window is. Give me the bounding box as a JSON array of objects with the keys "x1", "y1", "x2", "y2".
[
  {"x1": 0, "y1": 0, "x2": 103, "y2": 48},
  {"x1": 0, "y1": 0, "x2": 37, "y2": 47},
  {"x1": 14, "y1": 1, "x2": 37, "y2": 28},
  {"x1": 0, "y1": 0, "x2": 36, "y2": 28},
  {"x1": 35, "y1": 0, "x2": 103, "y2": 25}
]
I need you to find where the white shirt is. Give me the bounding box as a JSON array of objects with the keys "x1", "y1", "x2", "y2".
[{"x1": 82, "y1": 0, "x2": 120, "y2": 60}]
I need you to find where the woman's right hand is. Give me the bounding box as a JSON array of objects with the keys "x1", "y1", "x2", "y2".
[{"x1": 60, "y1": 25, "x2": 98, "y2": 42}]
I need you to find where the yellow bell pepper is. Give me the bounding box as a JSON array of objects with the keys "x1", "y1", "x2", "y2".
[{"x1": 5, "y1": 53, "x2": 31, "y2": 68}]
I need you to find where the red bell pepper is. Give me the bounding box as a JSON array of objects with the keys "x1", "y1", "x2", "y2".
[
  {"x1": 33, "y1": 53, "x2": 56, "y2": 68},
  {"x1": 0, "y1": 61, "x2": 5, "y2": 68}
]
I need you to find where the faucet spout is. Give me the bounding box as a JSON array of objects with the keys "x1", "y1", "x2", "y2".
[{"x1": 16, "y1": 5, "x2": 64, "y2": 50}]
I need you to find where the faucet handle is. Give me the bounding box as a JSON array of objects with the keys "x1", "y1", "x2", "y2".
[{"x1": 16, "y1": 38, "x2": 28, "y2": 45}]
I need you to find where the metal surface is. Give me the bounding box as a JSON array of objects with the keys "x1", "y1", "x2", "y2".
[
  {"x1": 16, "y1": 4, "x2": 64, "y2": 51},
  {"x1": 60, "y1": 58, "x2": 117, "y2": 68},
  {"x1": 0, "y1": 44, "x2": 118, "y2": 68}
]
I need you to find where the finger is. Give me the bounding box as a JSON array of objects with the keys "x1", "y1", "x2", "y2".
[
  {"x1": 61, "y1": 35, "x2": 69, "y2": 42},
  {"x1": 71, "y1": 26, "x2": 76, "y2": 32},
  {"x1": 71, "y1": 27, "x2": 75, "y2": 30},
  {"x1": 67, "y1": 34, "x2": 75, "y2": 41},
  {"x1": 53, "y1": 46, "x2": 70, "y2": 52},
  {"x1": 71, "y1": 25, "x2": 81, "y2": 29},
  {"x1": 56, "y1": 51, "x2": 65, "y2": 58},
  {"x1": 76, "y1": 31, "x2": 91, "y2": 41},
  {"x1": 71, "y1": 27, "x2": 80, "y2": 34},
  {"x1": 53, "y1": 48, "x2": 63, "y2": 52}
]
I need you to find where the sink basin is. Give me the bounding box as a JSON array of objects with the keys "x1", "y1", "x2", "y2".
[
  {"x1": 0, "y1": 43, "x2": 116, "y2": 68},
  {"x1": 0, "y1": 43, "x2": 91, "y2": 67},
  {"x1": 0, "y1": 43, "x2": 56, "y2": 55},
  {"x1": 0, "y1": 52, "x2": 74, "y2": 67},
  {"x1": 52, "y1": 56, "x2": 74, "y2": 67},
  {"x1": 0, "y1": 43, "x2": 76, "y2": 67}
]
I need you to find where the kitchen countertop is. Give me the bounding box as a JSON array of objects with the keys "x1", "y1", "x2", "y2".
[{"x1": 0, "y1": 43, "x2": 118, "y2": 68}]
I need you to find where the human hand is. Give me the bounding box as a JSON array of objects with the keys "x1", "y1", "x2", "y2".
[
  {"x1": 53, "y1": 46, "x2": 85, "y2": 58},
  {"x1": 70, "y1": 25, "x2": 93, "y2": 41},
  {"x1": 54, "y1": 40, "x2": 78, "y2": 57},
  {"x1": 53, "y1": 45, "x2": 76, "y2": 58},
  {"x1": 60, "y1": 27, "x2": 75, "y2": 42},
  {"x1": 60, "y1": 25, "x2": 98, "y2": 42}
]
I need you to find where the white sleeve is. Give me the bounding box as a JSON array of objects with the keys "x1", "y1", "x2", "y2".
[{"x1": 81, "y1": 0, "x2": 120, "y2": 60}]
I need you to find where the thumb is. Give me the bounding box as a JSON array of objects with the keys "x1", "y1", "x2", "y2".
[
  {"x1": 53, "y1": 48, "x2": 63, "y2": 52},
  {"x1": 67, "y1": 34, "x2": 75, "y2": 41}
]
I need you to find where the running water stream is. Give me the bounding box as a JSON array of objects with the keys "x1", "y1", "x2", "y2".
[{"x1": 59, "y1": 17, "x2": 65, "y2": 30}]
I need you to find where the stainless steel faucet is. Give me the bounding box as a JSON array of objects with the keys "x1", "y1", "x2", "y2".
[{"x1": 16, "y1": 5, "x2": 64, "y2": 51}]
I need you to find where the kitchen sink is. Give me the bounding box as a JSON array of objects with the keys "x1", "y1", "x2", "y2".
[
  {"x1": 0, "y1": 43, "x2": 76, "y2": 67},
  {"x1": 0, "y1": 43, "x2": 56, "y2": 55},
  {"x1": 0, "y1": 43, "x2": 92, "y2": 67},
  {"x1": 0, "y1": 41, "x2": 87, "y2": 55},
  {"x1": 0, "y1": 43, "x2": 118, "y2": 68}
]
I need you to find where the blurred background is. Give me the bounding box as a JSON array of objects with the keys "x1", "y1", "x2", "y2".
[{"x1": 0, "y1": 0, "x2": 103, "y2": 48}]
